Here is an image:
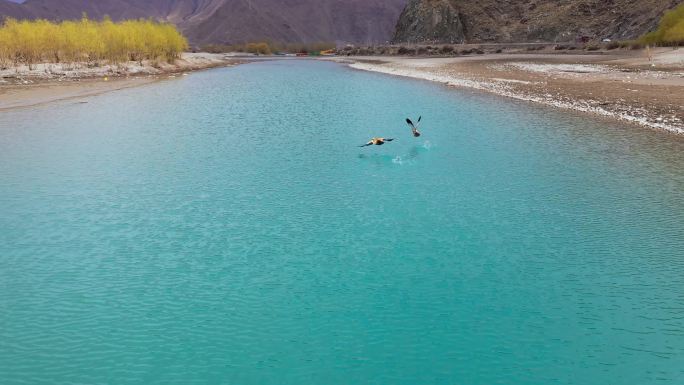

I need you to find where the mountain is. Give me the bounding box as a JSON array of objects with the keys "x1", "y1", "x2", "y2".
[
  {"x1": 177, "y1": 0, "x2": 408, "y2": 45},
  {"x1": 0, "y1": 0, "x2": 29, "y2": 18},
  {"x1": 0, "y1": 0, "x2": 408, "y2": 45},
  {"x1": 393, "y1": 0, "x2": 683, "y2": 44}
]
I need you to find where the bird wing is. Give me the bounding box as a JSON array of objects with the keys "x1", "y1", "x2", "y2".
[
  {"x1": 416, "y1": 116, "x2": 422, "y2": 128},
  {"x1": 406, "y1": 118, "x2": 415, "y2": 129},
  {"x1": 384, "y1": 138, "x2": 395, "y2": 142},
  {"x1": 359, "y1": 141, "x2": 373, "y2": 147}
]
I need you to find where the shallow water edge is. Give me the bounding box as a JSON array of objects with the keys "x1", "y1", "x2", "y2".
[{"x1": 341, "y1": 58, "x2": 684, "y2": 135}]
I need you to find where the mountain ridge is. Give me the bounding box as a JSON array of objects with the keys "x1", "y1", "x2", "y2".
[
  {"x1": 393, "y1": 0, "x2": 683, "y2": 44},
  {"x1": 0, "y1": 0, "x2": 408, "y2": 45}
]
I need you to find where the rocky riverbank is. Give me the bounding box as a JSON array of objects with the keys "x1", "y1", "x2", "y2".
[
  {"x1": 0, "y1": 53, "x2": 242, "y2": 85},
  {"x1": 0, "y1": 53, "x2": 244, "y2": 110},
  {"x1": 330, "y1": 49, "x2": 684, "y2": 135}
]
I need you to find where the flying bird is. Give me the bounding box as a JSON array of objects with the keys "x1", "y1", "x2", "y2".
[
  {"x1": 359, "y1": 137, "x2": 395, "y2": 147},
  {"x1": 406, "y1": 116, "x2": 422, "y2": 137}
]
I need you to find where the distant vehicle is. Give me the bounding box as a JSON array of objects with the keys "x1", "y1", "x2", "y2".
[{"x1": 602, "y1": 38, "x2": 612, "y2": 42}]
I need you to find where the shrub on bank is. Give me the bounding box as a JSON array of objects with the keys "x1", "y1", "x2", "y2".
[
  {"x1": 606, "y1": 41, "x2": 621, "y2": 50},
  {"x1": 629, "y1": 41, "x2": 644, "y2": 50},
  {"x1": 201, "y1": 41, "x2": 335, "y2": 55},
  {"x1": 0, "y1": 16, "x2": 187, "y2": 67},
  {"x1": 440, "y1": 45, "x2": 454, "y2": 54},
  {"x1": 246, "y1": 42, "x2": 271, "y2": 55},
  {"x1": 640, "y1": 3, "x2": 684, "y2": 46},
  {"x1": 397, "y1": 46, "x2": 413, "y2": 55}
]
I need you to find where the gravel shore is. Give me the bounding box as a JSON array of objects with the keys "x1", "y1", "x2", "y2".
[
  {"x1": 0, "y1": 53, "x2": 243, "y2": 110},
  {"x1": 330, "y1": 49, "x2": 684, "y2": 135}
]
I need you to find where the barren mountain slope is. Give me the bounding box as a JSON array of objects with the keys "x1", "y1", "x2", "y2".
[
  {"x1": 393, "y1": 0, "x2": 683, "y2": 43},
  {"x1": 0, "y1": 0, "x2": 408, "y2": 45},
  {"x1": 0, "y1": 0, "x2": 30, "y2": 18}
]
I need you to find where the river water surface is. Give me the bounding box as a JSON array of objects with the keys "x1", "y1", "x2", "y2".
[{"x1": 1, "y1": 60, "x2": 683, "y2": 384}]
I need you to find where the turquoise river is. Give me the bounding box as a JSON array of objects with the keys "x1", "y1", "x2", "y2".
[{"x1": 1, "y1": 60, "x2": 683, "y2": 384}]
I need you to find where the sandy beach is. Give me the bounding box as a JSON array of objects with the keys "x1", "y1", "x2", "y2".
[
  {"x1": 330, "y1": 49, "x2": 684, "y2": 134},
  {"x1": 0, "y1": 53, "x2": 243, "y2": 110}
]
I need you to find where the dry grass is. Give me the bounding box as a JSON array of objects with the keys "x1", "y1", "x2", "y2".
[
  {"x1": 640, "y1": 4, "x2": 684, "y2": 46},
  {"x1": 0, "y1": 16, "x2": 188, "y2": 68}
]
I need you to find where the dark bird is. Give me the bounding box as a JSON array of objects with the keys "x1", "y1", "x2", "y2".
[
  {"x1": 359, "y1": 137, "x2": 395, "y2": 147},
  {"x1": 406, "y1": 116, "x2": 422, "y2": 137}
]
